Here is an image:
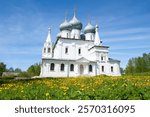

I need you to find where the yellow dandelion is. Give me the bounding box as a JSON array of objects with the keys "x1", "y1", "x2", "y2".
[{"x1": 45, "y1": 93, "x2": 49, "y2": 96}]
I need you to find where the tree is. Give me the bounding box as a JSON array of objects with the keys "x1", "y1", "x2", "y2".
[
  {"x1": 125, "y1": 53, "x2": 150, "y2": 74},
  {"x1": 8, "y1": 67, "x2": 14, "y2": 72},
  {"x1": 120, "y1": 67, "x2": 124, "y2": 75},
  {"x1": 125, "y1": 58, "x2": 134, "y2": 74},
  {"x1": 14, "y1": 68, "x2": 22, "y2": 73},
  {"x1": 0, "y1": 62, "x2": 6, "y2": 76},
  {"x1": 27, "y1": 63, "x2": 41, "y2": 76}
]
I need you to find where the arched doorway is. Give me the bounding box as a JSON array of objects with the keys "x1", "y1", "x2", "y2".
[{"x1": 80, "y1": 64, "x2": 84, "y2": 75}]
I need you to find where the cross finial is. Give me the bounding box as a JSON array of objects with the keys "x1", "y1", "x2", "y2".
[
  {"x1": 96, "y1": 17, "x2": 98, "y2": 25},
  {"x1": 88, "y1": 15, "x2": 91, "y2": 24},
  {"x1": 65, "y1": 11, "x2": 67, "y2": 21},
  {"x1": 74, "y1": 5, "x2": 76, "y2": 17}
]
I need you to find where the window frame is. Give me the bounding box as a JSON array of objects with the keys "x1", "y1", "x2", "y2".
[
  {"x1": 102, "y1": 66, "x2": 104, "y2": 72},
  {"x1": 60, "y1": 63, "x2": 65, "y2": 71},
  {"x1": 111, "y1": 66, "x2": 113, "y2": 72},
  {"x1": 48, "y1": 48, "x2": 51, "y2": 53},
  {"x1": 65, "y1": 47, "x2": 68, "y2": 54},
  {"x1": 89, "y1": 65, "x2": 93, "y2": 72},
  {"x1": 70, "y1": 64, "x2": 74, "y2": 71},
  {"x1": 44, "y1": 48, "x2": 46, "y2": 53},
  {"x1": 78, "y1": 48, "x2": 81, "y2": 55},
  {"x1": 50, "y1": 63, "x2": 55, "y2": 71}
]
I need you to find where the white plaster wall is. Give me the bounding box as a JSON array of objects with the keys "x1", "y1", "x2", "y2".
[
  {"x1": 61, "y1": 30, "x2": 71, "y2": 38},
  {"x1": 85, "y1": 33, "x2": 95, "y2": 41},
  {"x1": 107, "y1": 61, "x2": 121, "y2": 76},
  {"x1": 53, "y1": 39, "x2": 94, "y2": 60},
  {"x1": 40, "y1": 59, "x2": 97, "y2": 77},
  {"x1": 71, "y1": 29, "x2": 81, "y2": 39},
  {"x1": 41, "y1": 38, "x2": 121, "y2": 77}
]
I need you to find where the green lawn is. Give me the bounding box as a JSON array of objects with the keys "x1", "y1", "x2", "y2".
[{"x1": 0, "y1": 75, "x2": 150, "y2": 100}]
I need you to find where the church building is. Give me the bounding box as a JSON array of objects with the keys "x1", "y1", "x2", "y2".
[{"x1": 40, "y1": 10, "x2": 121, "y2": 77}]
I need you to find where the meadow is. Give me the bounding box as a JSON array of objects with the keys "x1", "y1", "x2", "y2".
[{"x1": 0, "y1": 75, "x2": 150, "y2": 100}]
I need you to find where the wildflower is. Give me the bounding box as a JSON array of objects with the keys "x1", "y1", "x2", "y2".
[{"x1": 45, "y1": 93, "x2": 49, "y2": 96}]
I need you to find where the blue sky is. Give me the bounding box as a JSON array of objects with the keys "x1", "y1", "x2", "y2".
[{"x1": 0, "y1": 0, "x2": 150, "y2": 70}]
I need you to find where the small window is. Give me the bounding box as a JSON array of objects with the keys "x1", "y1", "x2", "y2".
[
  {"x1": 89, "y1": 65, "x2": 92, "y2": 72},
  {"x1": 65, "y1": 47, "x2": 68, "y2": 54},
  {"x1": 60, "y1": 64, "x2": 65, "y2": 71},
  {"x1": 90, "y1": 35, "x2": 92, "y2": 40},
  {"x1": 101, "y1": 56, "x2": 103, "y2": 61},
  {"x1": 48, "y1": 48, "x2": 50, "y2": 53},
  {"x1": 70, "y1": 64, "x2": 74, "y2": 71},
  {"x1": 44, "y1": 48, "x2": 46, "y2": 53},
  {"x1": 50, "y1": 63, "x2": 55, "y2": 71},
  {"x1": 111, "y1": 66, "x2": 113, "y2": 72},
  {"x1": 67, "y1": 33, "x2": 69, "y2": 38},
  {"x1": 102, "y1": 66, "x2": 104, "y2": 72},
  {"x1": 78, "y1": 48, "x2": 81, "y2": 55}
]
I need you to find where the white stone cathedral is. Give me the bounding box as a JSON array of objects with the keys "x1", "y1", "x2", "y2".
[{"x1": 40, "y1": 11, "x2": 121, "y2": 77}]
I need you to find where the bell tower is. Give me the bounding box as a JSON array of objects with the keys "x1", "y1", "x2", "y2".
[{"x1": 42, "y1": 27, "x2": 53, "y2": 58}]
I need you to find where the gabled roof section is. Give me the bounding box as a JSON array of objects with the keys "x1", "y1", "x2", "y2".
[{"x1": 76, "y1": 57, "x2": 96, "y2": 63}]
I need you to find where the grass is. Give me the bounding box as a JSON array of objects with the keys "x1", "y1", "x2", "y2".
[{"x1": 0, "y1": 75, "x2": 150, "y2": 100}]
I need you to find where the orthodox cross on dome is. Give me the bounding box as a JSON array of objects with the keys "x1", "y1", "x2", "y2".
[
  {"x1": 64, "y1": 11, "x2": 68, "y2": 21},
  {"x1": 74, "y1": 5, "x2": 77, "y2": 17},
  {"x1": 88, "y1": 15, "x2": 91, "y2": 24}
]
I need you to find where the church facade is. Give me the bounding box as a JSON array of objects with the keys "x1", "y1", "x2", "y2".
[{"x1": 40, "y1": 11, "x2": 121, "y2": 77}]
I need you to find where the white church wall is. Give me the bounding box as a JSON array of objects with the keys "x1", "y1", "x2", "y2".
[
  {"x1": 106, "y1": 61, "x2": 121, "y2": 76},
  {"x1": 53, "y1": 39, "x2": 94, "y2": 60},
  {"x1": 71, "y1": 29, "x2": 81, "y2": 39},
  {"x1": 40, "y1": 59, "x2": 98, "y2": 77},
  {"x1": 85, "y1": 33, "x2": 95, "y2": 41},
  {"x1": 61, "y1": 30, "x2": 71, "y2": 38}
]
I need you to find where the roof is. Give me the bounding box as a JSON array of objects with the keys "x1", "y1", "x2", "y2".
[
  {"x1": 88, "y1": 45, "x2": 109, "y2": 51},
  {"x1": 109, "y1": 58, "x2": 120, "y2": 62}
]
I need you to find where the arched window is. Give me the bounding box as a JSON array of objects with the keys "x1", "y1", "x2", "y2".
[
  {"x1": 48, "y1": 48, "x2": 50, "y2": 53},
  {"x1": 44, "y1": 48, "x2": 46, "y2": 53},
  {"x1": 102, "y1": 66, "x2": 104, "y2": 72},
  {"x1": 50, "y1": 63, "x2": 55, "y2": 71},
  {"x1": 89, "y1": 65, "x2": 92, "y2": 72},
  {"x1": 111, "y1": 66, "x2": 113, "y2": 72},
  {"x1": 60, "y1": 63, "x2": 65, "y2": 71},
  {"x1": 70, "y1": 64, "x2": 74, "y2": 71}
]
